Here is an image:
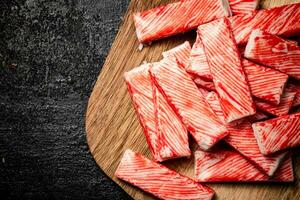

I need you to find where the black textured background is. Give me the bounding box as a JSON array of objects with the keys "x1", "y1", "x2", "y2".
[{"x1": 0, "y1": 0, "x2": 132, "y2": 199}]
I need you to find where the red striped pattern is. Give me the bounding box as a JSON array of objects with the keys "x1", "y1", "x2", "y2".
[
  {"x1": 205, "y1": 92, "x2": 227, "y2": 124},
  {"x1": 253, "y1": 112, "x2": 300, "y2": 155},
  {"x1": 162, "y1": 41, "x2": 191, "y2": 69},
  {"x1": 255, "y1": 87, "x2": 296, "y2": 117},
  {"x1": 243, "y1": 59, "x2": 288, "y2": 105},
  {"x1": 229, "y1": 0, "x2": 259, "y2": 15},
  {"x1": 225, "y1": 121, "x2": 286, "y2": 176},
  {"x1": 198, "y1": 18, "x2": 255, "y2": 123},
  {"x1": 229, "y1": 3, "x2": 300, "y2": 45},
  {"x1": 190, "y1": 26, "x2": 289, "y2": 105},
  {"x1": 154, "y1": 85, "x2": 191, "y2": 160},
  {"x1": 195, "y1": 148, "x2": 294, "y2": 182},
  {"x1": 206, "y1": 92, "x2": 286, "y2": 176},
  {"x1": 124, "y1": 64, "x2": 159, "y2": 160},
  {"x1": 245, "y1": 29, "x2": 300, "y2": 80},
  {"x1": 288, "y1": 84, "x2": 300, "y2": 107},
  {"x1": 193, "y1": 76, "x2": 216, "y2": 91},
  {"x1": 116, "y1": 149, "x2": 215, "y2": 200},
  {"x1": 189, "y1": 53, "x2": 288, "y2": 105},
  {"x1": 272, "y1": 154, "x2": 294, "y2": 181},
  {"x1": 133, "y1": 0, "x2": 232, "y2": 43},
  {"x1": 187, "y1": 34, "x2": 212, "y2": 80},
  {"x1": 125, "y1": 64, "x2": 190, "y2": 161},
  {"x1": 150, "y1": 58, "x2": 228, "y2": 150}
]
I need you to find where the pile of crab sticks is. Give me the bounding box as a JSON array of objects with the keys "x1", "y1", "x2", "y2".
[{"x1": 115, "y1": 1, "x2": 300, "y2": 199}]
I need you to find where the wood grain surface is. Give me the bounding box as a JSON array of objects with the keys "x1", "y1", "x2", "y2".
[{"x1": 85, "y1": 1, "x2": 300, "y2": 199}]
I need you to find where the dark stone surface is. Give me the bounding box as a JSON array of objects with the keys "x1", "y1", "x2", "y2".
[{"x1": 0, "y1": 0, "x2": 132, "y2": 199}]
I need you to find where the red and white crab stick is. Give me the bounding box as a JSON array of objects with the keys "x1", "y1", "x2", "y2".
[
  {"x1": 124, "y1": 64, "x2": 190, "y2": 162},
  {"x1": 245, "y1": 29, "x2": 300, "y2": 80},
  {"x1": 252, "y1": 112, "x2": 300, "y2": 155},
  {"x1": 195, "y1": 148, "x2": 294, "y2": 182},
  {"x1": 198, "y1": 17, "x2": 255, "y2": 122},
  {"x1": 230, "y1": 3, "x2": 300, "y2": 46},
  {"x1": 133, "y1": 0, "x2": 232, "y2": 43},
  {"x1": 116, "y1": 149, "x2": 215, "y2": 200}
]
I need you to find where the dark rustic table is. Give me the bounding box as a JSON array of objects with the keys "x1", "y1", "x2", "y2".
[{"x1": 0, "y1": 0, "x2": 132, "y2": 199}]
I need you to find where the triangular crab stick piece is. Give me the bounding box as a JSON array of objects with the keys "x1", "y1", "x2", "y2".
[
  {"x1": 242, "y1": 59, "x2": 288, "y2": 105},
  {"x1": 245, "y1": 29, "x2": 300, "y2": 80},
  {"x1": 162, "y1": 41, "x2": 191, "y2": 69},
  {"x1": 255, "y1": 88, "x2": 296, "y2": 117},
  {"x1": 133, "y1": 0, "x2": 232, "y2": 43},
  {"x1": 229, "y1": 0, "x2": 260, "y2": 15},
  {"x1": 252, "y1": 112, "x2": 300, "y2": 155},
  {"x1": 229, "y1": 3, "x2": 300, "y2": 46},
  {"x1": 125, "y1": 64, "x2": 190, "y2": 162},
  {"x1": 150, "y1": 58, "x2": 227, "y2": 150},
  {"x1": 206, "y1": 92, "x2": 286, "y2": 176},
  {"x1": 116, "y1": 149, "x2": 215, "y2": 200},
  {"x1": 198, "y1": 17, "x2": 255, "y2": 123},
  {"x1": 195, "y1": 148, "x2": 294, "y2": 182}
]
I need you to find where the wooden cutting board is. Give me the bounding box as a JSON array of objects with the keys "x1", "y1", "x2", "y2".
[{"x1": 85, "y1": 0, "x2": 300, "y2": 199}]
